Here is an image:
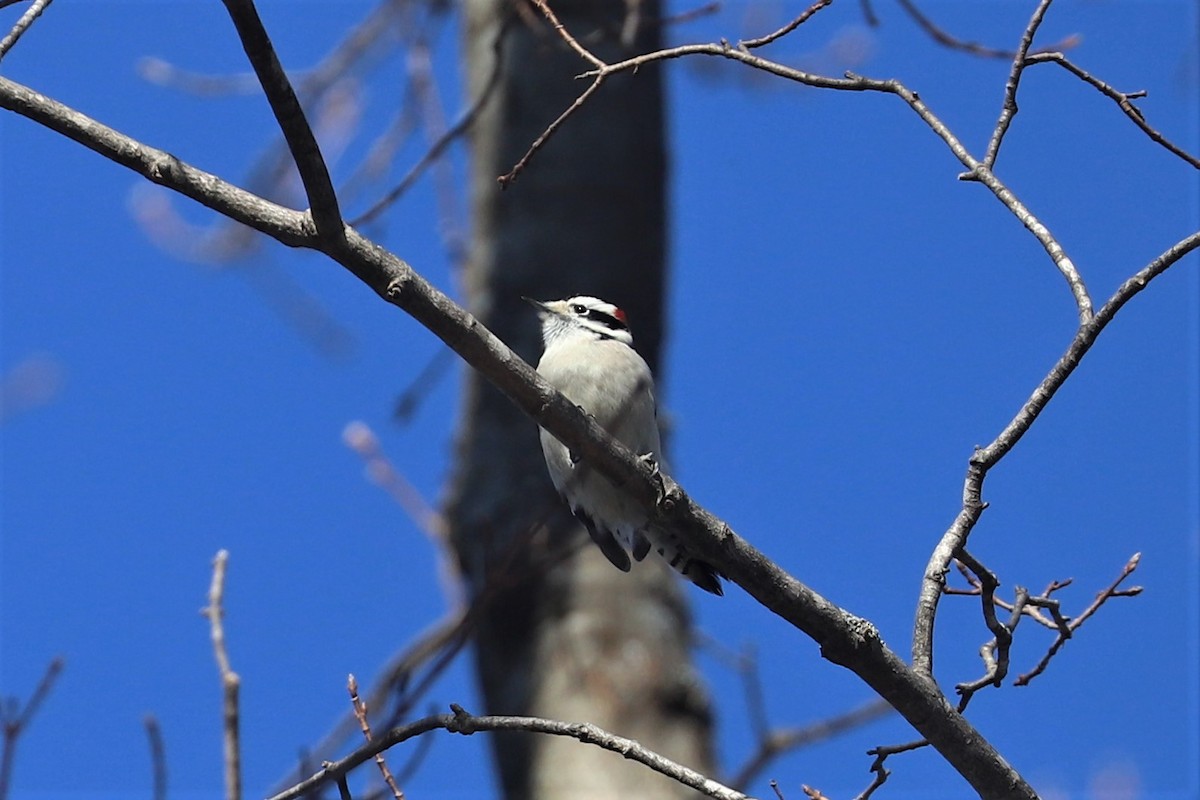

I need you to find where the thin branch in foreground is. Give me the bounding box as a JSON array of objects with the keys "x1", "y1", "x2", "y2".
[
  {"x1": 348, "y1": 674, "x2": 404, "y2": 800},
  {"x1": 203, "y1": 549, "x2": 241, "y2": 800},
  {"x1": 0, "y1": 657, "x2": 64, "y2": 800},
  {"x1": 740, "y1": 0, "x2": 833, "y2": 50},
  {"x1": 1016, "y1": 552, "x2": 1142, "y2": 685},
  {"x1": 1025, "y1": 51, "x2": 1200, "y2": 169},
  {"x1": 269, "y1": 705, "x2": 747, "y2": 800},
  {"x1": 143, "y1": 714, "x2": 168, "y2": 800},
  {"x1": 0, "y1": 0, "x2": 53, "y2": 61}
]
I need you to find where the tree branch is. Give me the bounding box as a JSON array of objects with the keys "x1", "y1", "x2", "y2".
[
  {"x1": 895, "y1": 0, "x2": 1078, "y2": 60},
  {"x1": 913, "y1": 232, "x2": 1200, "y2": 676},
  {"x1": 0, "y1": 0, "x2": 54, "y2": 61},
  {"x1": 347, "y1": 674, "x2": 403, "y2": 800},
  {"x1": 0, "y1": 657, "x2": 64, "y2": 800},
  {"x1": 571, "y1": 43, "x2": 1091, "y2": 319},
  {"x1": 729, "y1": 698, "x2": 893, "y2": 790},
  {"x1": 203, "y1": 549, "x2": 241, "y2": 800},
  {"x1": 980, "y1": 0, "x2": 1055, "y2": 171},
  {"x1": 269, "y1": 705, "x2": 746, "y2": 800},
  {"x1": 739, "y1": 0, "x2": 833, "y2": 50},
  {"x1": 219, "y1": 0, "x2": 343, "y2": 240},
  {"x1": 1025, "y1": 51, "x2": 1200, "y2": 170},
  {"x1": 1016, "y1": 552, "x2": 1143, "y2": 685},
  {"x1": 142, "y1": 714, "x2": 168, "y2": 800},
  {"x1": 0, "y1": 76, "x2": 314, "y2": 246}
]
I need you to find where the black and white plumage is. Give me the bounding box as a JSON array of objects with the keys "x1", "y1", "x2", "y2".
[{"x1": 528, "y1": 295, "x2": 723, "y2": 595}]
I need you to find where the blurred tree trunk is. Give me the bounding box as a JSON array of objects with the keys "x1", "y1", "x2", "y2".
[{"x1": 444, "y1": 1, "x2": 716, "y2": 797}]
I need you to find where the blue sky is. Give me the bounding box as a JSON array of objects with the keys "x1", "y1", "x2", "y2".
[{"x1": 2, "y1": 2, "x2": 1197, "y2": 799}]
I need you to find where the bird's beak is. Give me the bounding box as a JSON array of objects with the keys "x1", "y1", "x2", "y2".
[{"x1": 523, "y1": 296, "x2": 550, "y2": 312}]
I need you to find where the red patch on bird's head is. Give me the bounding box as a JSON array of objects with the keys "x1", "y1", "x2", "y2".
[{"x1": 612, "y1": 307, "x2": 627, "y2": 324}]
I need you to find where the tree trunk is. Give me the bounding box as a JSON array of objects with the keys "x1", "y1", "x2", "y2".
[{"x1": 445, "y1": 2, "x2": 715, "y2": 797}]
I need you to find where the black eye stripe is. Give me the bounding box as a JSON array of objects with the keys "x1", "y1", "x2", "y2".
[{"x1": 584, "y1": 308, "x2": 627, "y2": 330}]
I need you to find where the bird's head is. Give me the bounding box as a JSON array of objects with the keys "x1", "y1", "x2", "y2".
[{"x1": 525, "y1": 295, "x2": 633, "y2": 347}]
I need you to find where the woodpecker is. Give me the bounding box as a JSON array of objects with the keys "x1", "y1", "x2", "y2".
[{"x1": 527, "y1": 295, "x2": 723, "y2": 595}]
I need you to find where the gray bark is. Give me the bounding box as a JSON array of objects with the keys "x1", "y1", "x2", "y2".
[{"x1": 446, "y1": 1, "x2": 716, "y2": 797}]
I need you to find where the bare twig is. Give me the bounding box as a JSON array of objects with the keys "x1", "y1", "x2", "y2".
[
  {"x1": 954, "y1": 550, "x2": 1012, "y2": 681},
  {"x1": 857, "y1": 739, "x2": 928, "y2": 800},
  {"x1": 946, "y1": 551, "x2": 1144, "y2": 704},
  {"x1": 1025, "y1": 52, "x2": 1200, "y2": 169},
  {"x1": 514, "y1": 0, "x2": 1084, "y2": 325},
  {"x1": 1023, "y1": 592, "x2": 1071, "y2": 638},
  {"x1": 662, "y1": 2, "x2": 721, "y2": 27},
  {"x1": 203, "y1": 550, "x2": 241, "y2": 800},
  {"x1": 858, "y1": 0, "x2": 879, "y2": 28},
  {"x1": 979, "y1": 0, "x2": 1055, "y2": 172},
  {"x1": 729, "y1": 699, "x2": 893, "y2": 790},
  {"x1": 220, "y1": 0, "x2": 343, "y2": 239},
  {"x1": 914, "y1": 231, "x2": 1197, "y2": 676},
  {"x1": 136, "y1": 57, "x2": 266, "y2": 95},
  {"x1": 348, "y1": 675, "x2": 404, "y2": 800},
  {"x1": 0, "y1": 0, "x2": 52, "y2": 60},
  {"x1": 342, "y1": 421, "x2": 446, "y2": 544},
  {"x1": 943, "y1": 560, "x2": 1061, "y2": 630},
  {"x1": 269, "y1": 705, "x2": 747, "y2": 800},
  {"x1": 267, "y1": 610, "x2": 470, "y2": 797},
  {"x1": 896, "y1": 0, "x2": 1079, "y2": 60},
  {"x1": 1016, "y1": 553, "x2": 1143, "y2": 685},
  {"x1": 498, "y1": 76, "x2": 606, "y2": 188},
  {"x1": 954, "y1": 579, "x2": 1027, "y2": 712},
  {"x1": 529, "y1": 0, "x2": 604, "y2": 69},
  {"x1": 352, "y1": 16, "x2": 507, "y2": 226},
  {"x1": 740, "y1": 0, "x2": 833, "y2": 50},
  {"x1": 568, "y1": 38, "x2": 1090, "y2": 318},
  {"x1": 0, "y1": 657, "x2": 64, "y2": 800},
  {"x1": 504, "y1": 0, "x2": 828, "y2": 187},
  {"x1": 143, "y1": 714, "x2": 168, "y2": 800},
  {"x1": 391, "y1": 350, "x2": 454, "y2": 422}
]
